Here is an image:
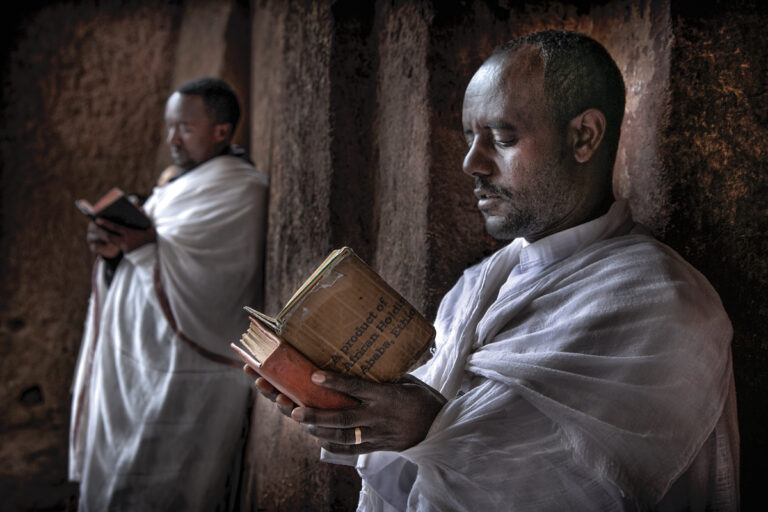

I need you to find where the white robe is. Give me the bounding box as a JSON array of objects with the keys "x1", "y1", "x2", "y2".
[
  {"x1": 357, "y1": 201, "x2": 739, "y2": 512},
  {"x1": 69, "y1": 155, "x2": 268, "y2": 511}
]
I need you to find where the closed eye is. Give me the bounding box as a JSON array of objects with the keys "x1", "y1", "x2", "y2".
[
  {"x1": 488, "y1": 122, "x2": 517, "y2": 148},
  {"x1": 493, "y1": 137, "x2": 517, "y2": 148}
]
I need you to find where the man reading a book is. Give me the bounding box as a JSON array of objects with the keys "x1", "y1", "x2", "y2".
[
  {"x1": 70, "y1": 78, "x2": 268, "y2": 510},
  {"x1": 251, "y1": 30, "x2": 740, "y2": 511}
]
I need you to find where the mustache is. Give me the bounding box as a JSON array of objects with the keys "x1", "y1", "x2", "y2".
[{"x1": 474, "y1": 177, "x2": 511, "y2": 198}]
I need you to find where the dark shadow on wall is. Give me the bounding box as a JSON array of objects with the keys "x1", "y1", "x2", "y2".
[{"x1": 661, "y1": 1, "x2": 768, "y2": 506}]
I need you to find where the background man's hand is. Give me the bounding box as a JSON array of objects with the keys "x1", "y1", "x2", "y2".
[
  {"x1": 86, "y1": 221, "x2": 121, "y2": 258},
  {"x1": 95, "y1": 218, "x2": 156, "y2": 253},
  {"x1": 292, "y1": 371, "x2": 446, "y2": 455}
]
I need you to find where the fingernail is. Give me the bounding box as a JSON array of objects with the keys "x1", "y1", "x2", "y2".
[
  {"x1": 311, "y1": 372, "x2": 325, "y2": 384},
  {"x1": 291, "y1": 408, "x2": 305, "y2": 421}
]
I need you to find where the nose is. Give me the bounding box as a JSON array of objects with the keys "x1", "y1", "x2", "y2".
[
  {"x1": 462, "y1": 136, "x2": 493, "y2": 177},
  {"x1": 167, "y1": 126, "x2": 180, "y2": 146}
]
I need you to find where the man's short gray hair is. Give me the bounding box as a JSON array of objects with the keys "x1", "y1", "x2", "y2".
[{"x1": 494, "y1": 30, "x2": 626, "y2": 161}]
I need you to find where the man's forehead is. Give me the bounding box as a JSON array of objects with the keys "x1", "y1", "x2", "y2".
[
  {"x1": 497, "y1": 44, "x2": 545, "y2": 75},
  {"x1": 481, "y1": 47, "x2": 544, "y2": 92},
  {"x1": 463, "y1": 47, "x2": 546, "y2": 122},
  {"x1": 165, "y1": 92, "x2": 207, "y2": 118},
  {"x1": 463, "y1": 66, "x2": 503, "y2": 107}
]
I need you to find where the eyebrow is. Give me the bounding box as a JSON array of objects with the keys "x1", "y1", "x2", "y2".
[
  {"x1": 484, "y1": 120, "x2": 517, "y2": 131},
  {"x1": 462, "y1": 120, "x2": 518, "y2": 135}
]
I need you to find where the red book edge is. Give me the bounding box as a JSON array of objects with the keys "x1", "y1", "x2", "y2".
[
  {"x1": 230, "y1": 342, "x2": 358, "y2": 409},
  {"x1": 91, "y1": 187, "x2": 125, "y2": 211}
]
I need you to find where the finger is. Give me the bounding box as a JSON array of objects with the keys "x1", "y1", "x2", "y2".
[
  {"x1": 397, "y1": 374, "x2": 422, "y2": 385},
  {"x1": 87, "y1": 234, "x2": 106, "y2": 244},
  {"x1": 317, "y1": 440, "x2": 371, "y2": 456},
  {"x1": 304, "y1": 424, "x2": 364, "y2": 446},
  {"x1": 254, "y1": 383, "x2": 295, "y2": 417},
  {"x1": 104, "y1": 232, "x2": 124, "y2": 249},
  {"x1": 95, "y1": 218, "x2": 123, "y2": 234},
  {"x1": 90, "y1": 223, "x2": 119, "y2": 240},
  {"x1": 291, "y1": 405, "x2": 362, "y2": 428},
  {"x1": 99, "y1": 225, "x2": 123, "y2": 243},
  {"x1": 311, "y1": 371, "x2": 383, "y2": 401},
  {"x1": 397, "y1": 375, "x2": 447, "y2": 405},
  {"x1": 276, "y1": 394, "x2": 296, "y2": 417},
  {"x1": 254, "y1": 377, "x2": 279, "y2": 402},
  {"x1": 86, "y1": 227, "x2": 103, "y2": 241},
  {"x1": 88, "y1": 235, "x2": 116, "y2": 248},
  {"x1": 255, "y1": 376, "x2": 276, "y2": 393},
  {"x1": 97, "y1": 247, "x2": 121, "y2": 259}
]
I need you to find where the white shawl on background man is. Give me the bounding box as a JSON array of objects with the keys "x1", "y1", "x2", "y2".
[
  {"x1": 69, "y1": 155, "x2": 268, "y2": 511},
  {"x1": 357, "y1": 201, "x2": 739, "y2": 512}
]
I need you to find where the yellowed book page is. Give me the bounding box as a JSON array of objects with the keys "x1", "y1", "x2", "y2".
[
  {"x1": 240, "y1": 323, "x2": 279, "y2": 364},
  {"x1": 280, "y1": 252, "x2": 434, "y2": 382}
]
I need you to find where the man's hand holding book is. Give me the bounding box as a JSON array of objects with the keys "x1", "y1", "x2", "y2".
[{"x1": 250, "y1": 366, "x2": 446, "y2": 454}]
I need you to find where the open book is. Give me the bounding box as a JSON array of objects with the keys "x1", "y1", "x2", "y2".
[
  {"x1": 231, "y1": 247, "x2": 435, "y2": 408},
  {"x1": 75, "y1": 187, "x2": 151, "y2": 230}
]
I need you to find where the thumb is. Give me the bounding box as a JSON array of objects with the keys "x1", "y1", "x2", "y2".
[{"x1": 311, "y1": 371, "x2": 381, "y2": 400}]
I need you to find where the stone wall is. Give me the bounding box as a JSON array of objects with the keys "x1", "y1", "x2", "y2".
[
  {"x1": 1, "y1": 0, "x2": 766, "y2": 510},
  {"x1": 662, "y1": 1, "x2": 768, "y2": 505}
]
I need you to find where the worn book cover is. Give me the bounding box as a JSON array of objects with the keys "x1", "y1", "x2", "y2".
[
  {"x1": 231, "y1": 247, "x2": 435, "y2": 406},
  {"x1": 231, "y1": 321, "x2": 358, "y2": 409},
  {"x1": 75, "y1": 187, "x2": 151, "y2": 230}
]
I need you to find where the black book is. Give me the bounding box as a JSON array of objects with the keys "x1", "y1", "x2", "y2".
[{"x1": 75, "y1": 188, "x2": 151, "y2": 230}]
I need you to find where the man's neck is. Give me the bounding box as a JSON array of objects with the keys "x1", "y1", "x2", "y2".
[
  {"x1": 172, "y1": 145, "x2": 231, "y2": 182},
  {"x1": 526, "y1": 190, "x2": 615, "y2": 243}
]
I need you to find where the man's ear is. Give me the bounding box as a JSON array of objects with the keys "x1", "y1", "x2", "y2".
[
  {"x1": 213, "y1": 123, "x2": 233, "y2": 144},
  {"x1": 568, "y1": 109, "x2": 606, "y2": 164}
]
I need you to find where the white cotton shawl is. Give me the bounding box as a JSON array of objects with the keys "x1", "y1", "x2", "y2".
[
  {"x1": 69, "y1": 155, "x2": 268, "y2": 511},
  {"x1": 357, "y1": 204, "x2": 737, "y2": 512}
]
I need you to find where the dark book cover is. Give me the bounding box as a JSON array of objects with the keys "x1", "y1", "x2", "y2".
[{"x1": 75, "y1": 187, "x2": 151, "y2": 230}]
